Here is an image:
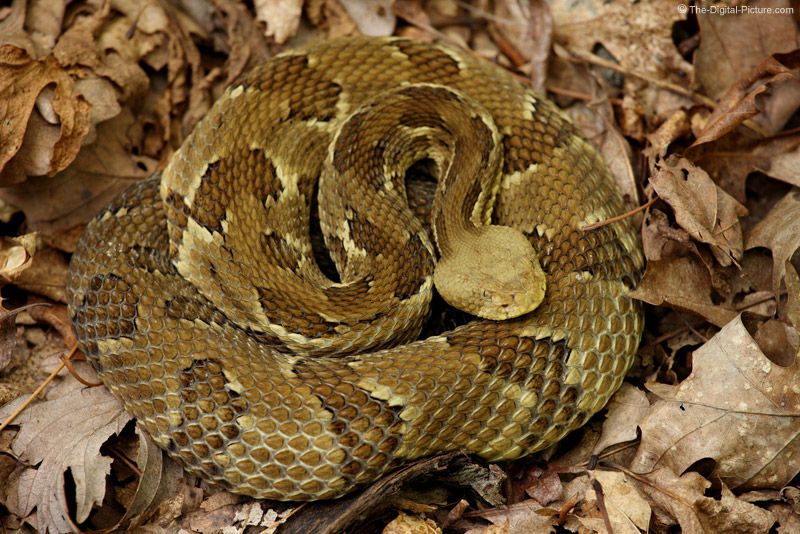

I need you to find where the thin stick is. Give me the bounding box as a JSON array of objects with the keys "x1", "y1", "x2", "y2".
[
  {"x1": 546, "y1": 85, "x2": 624, "y2": 107},
  {"x1": 583, "y1": 195, "x2": 658, "y2": 232},
  {"x1": 568, "y1": 48, "x2": 715, "y2": 108},
  {"x1": 568, "y1": 48, "x2": 770, "y2": 137},
  {"x1": 0, "y1": 354, "x2": 69, "y2": 433}
]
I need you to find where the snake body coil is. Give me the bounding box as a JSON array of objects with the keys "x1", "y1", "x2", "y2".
[{"x1": 67, "y1": 37, "x2": 644, "y2": 501}]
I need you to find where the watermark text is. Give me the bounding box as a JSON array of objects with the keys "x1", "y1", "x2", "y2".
[{"x1": 677, "y1": 4, "x2": 794, "y2": 15}]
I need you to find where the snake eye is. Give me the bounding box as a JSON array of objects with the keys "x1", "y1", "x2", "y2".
[{"x1": 482, "y1": 289, "x2": 490, "y2": 299}]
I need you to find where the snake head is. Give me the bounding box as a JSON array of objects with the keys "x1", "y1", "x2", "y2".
[{"x1": 433, "y1": 225, "x2": 546, "y2": 320}]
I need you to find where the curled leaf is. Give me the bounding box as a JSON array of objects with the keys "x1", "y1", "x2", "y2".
[{"x1": 0, "y1": 45, "x2": 91, "y2": 183}]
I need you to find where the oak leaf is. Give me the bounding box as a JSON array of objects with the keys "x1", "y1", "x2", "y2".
[
  {"x1": 0, "y1": 365, "x2": 132, "y2": 534},
  {"x1": 637, "y1": 468, "x2": 776, "y2": 533},
  {"x1": 631, "y1": 316, "x2": 800, "y2": 491}
]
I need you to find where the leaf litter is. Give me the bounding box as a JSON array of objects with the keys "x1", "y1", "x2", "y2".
[{"x1": 1, "y1": 0, "x2": 800, "y2": 533}]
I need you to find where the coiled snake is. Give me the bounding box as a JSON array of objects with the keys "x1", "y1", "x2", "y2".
[{"x1": 67, "y1": 37, "x2": 644, "y2": 501}]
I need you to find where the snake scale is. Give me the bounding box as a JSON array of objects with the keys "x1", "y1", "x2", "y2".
[{"x1": 66, "y1": 37, "x2": 644, "y2": 501}]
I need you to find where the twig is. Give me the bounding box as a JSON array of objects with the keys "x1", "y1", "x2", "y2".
[
  {"x1": 568, "y1": 48, "x2": 715, "y2": 108},
  {"x1": 583, "y1": 195, "x2": 658, "y2": 232},
  {"x1": 0, "y1": 348, "x2": 72, "y2": 432},
  {"x1": 591, "y1": 479, "x2": 615, "y2": 534}
]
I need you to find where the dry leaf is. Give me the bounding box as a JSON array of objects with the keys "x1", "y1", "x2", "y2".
[
  {"x1": 690, "y1": 52, "x2": 800, "y2": 148},
  {"x1": 0, "y1": 108, "x2": 153, "y2": 237},
  {"x1": 745, "y1": 190, "x2": 800, "y2": 298},
  {"x1": 694, "y1": 132, "x2": 800, "y2": 203},
  {"x1": 520, "y1": 466, "x2": 563, "y2": 506},
  {"x1": 487, "y1": 0, "x2": 542, "y2": 72},
  {"x1": 785, "y1": 261, "x2": 800, "y2": 352},
  {"x1": 631, "y1": 316, "x2": 800, "y2": 491},
  {"x1": 639, "y1": 468, "x2": 707, "y2": 531},
  {"x1": 549, "y1": 0, "x2": 692, "y2": 82},
  {"x1": 569, "y1": 100, "x2": 638, "y2": 207},
  {"x1": 472, "y1": 500, "x2": 556, "y2": 533},
  {"x1": 13, "y1": 246, "x2": 68, "y2": 303},
  {"x1": 116, "y1": 428, "x2": 183, "y2": 530},
  {"x1": 0, "y1": 232, "x2": 37, "y2": 282},
  {"x1": 306, "y1": 0, "x2": 358, "y2": 39},
  {"x1": 758, "y1": 135, "x2": 800, "y2": 189},
  {"x1": 592, "y1": 383, "x2": 650, "y2": 456},
  {"x1": 0, "y1": 45, "x2": 91, "y2": 184},
  {"x1": 650, "y1": 156, "x2": 747, "y2": 266},
  {"x1": 0, "y1": 303, "x2": 50, "y2": 372},
  {"x1": 382, "y1": 511, "x2": 442, "y2": 534},
  {"x1": 340, "y1": 0, "x2": 396, "y2": 37},
  {"x1": 560, "y1": 473, "x2": 650, "y2": 534},
  {"x1": 255, "y1": 0, "x2": 303, "y2": 44},
  {"x1": 585, "y1": 471, "x2": 650, "y2": 534},
  {"x1": 696, "y1": 484, "x2": 776, "y2": 533},
  {"x1": 629, "y1": 256, "x2": 738, "y2": 327},
  {"x1": 641, "y1": 208, "x2": 680, "y2": 261},
  {"x1": 638, "y1": 468, "x2": 775, "y2": 532},
  {"x1": 644, "y1": 109, "x2": 690, "y2": 159},
  {"x1": 693, "y1": 0, "x2": 799, "y2": 102},
  {"x1": 0, "y1": 362, "x2": 132, "y2": 533}
]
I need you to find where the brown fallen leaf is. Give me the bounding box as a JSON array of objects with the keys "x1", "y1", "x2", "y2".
[
  {"x1": 548, "y1": 0, "x2": 692, "y2": 83},
  {"x1": 579, "y1": 471, "x2": 651, "y2": 534},
  {"x1": 0, "y1": 110, "x2": 152, "y2": 238},
  {"x1": 255, "y1": 0, "x2": 303, "y2": 44},
  {"x1": 13, "y1": 246, "x2": 69, "y2": 303},
  {"x1": 307, "y1": 0, "x2": 358, "y2": 39},
  {"x1": 785, "y1": 261, "x2": 800, "y2": 353},
  {"x1": 697, "y1": 484, "x2": 776, "y2": 533},
  {"x1": 115, "y1": 428, "x2": 185, "y2": 530},
  {"x1": 471, "y1": 499, "x2": 556, "y2": 533},
  {"x1": 631, "y1": 316, "x2": 800, "y2": 491},
  {"x1": 635, "y1": 467, "x2": 777, "y2": 533},
  {"x1": 486, "y1": 0, "x2": 542, "y2": 70},
  {"x1": 649, "y1": 156, "x2": 747, "y2": 267},
  {"x1": 0, "y1": 361, "x2": 132, "y2": 534},
  {"x1": 745, "y1": 190, "x2": 800, "y2": 298},
  {"x1": 0, "y1": 45, "x2": 91, "y2": 185},
  {"x1": 693, "y1": 131, "x2": 800, "y2": 203},
  {"x1": 693, "y1": 0, "x2": 799, "y2": 102},
  {"x1": 749, "y1": 316, "x2": 797, "y2": 368},
  {"x1": 382, "y1": 511, "x2": 441, "y2": 534},
  {"x1": 641, "y1": 208, "x2": 685, "y2": 261},
  {"x1": 570, "y1": 100, "x2": 639, "y2": 208},
  {"x1": 517, "y1": 465, "x2": 563, "y2": 507},
  {"x1": 643, "y1": 109, "x2": 690, "y2": 160},
  {"x1": 278, "y1": 452, "x2": 464, "y2": 534},
  {"x1": 340, "y1": 0, "x2": 396, "y2": 37},
  {"x1": 755, "y1": 133, "x2": 800, "y2": 189},
  {"x1": 629, "y1": 256, "x2": 738, "y2": 327},
  {"x1": 0, "y1": 232, "x2": 37, "y2": 283},
  {"x1": 592, "y1": 383, "x2": 650, "y2": 456},
  {"x1": 441, "y1": 462, "x2": 507, "y2": 508},
  {"x1": 217, "y1": 2, "x2": 271, "y2": 82},
  {"x1": 690, "y1": 51, "x2": 800, "y2": 149},
  {"x1": 635, "y1": 468, "x2": 707, "y2": 532},
  {"x1": 0, "y1": 303, "x2": 51, "y2": 373}
]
